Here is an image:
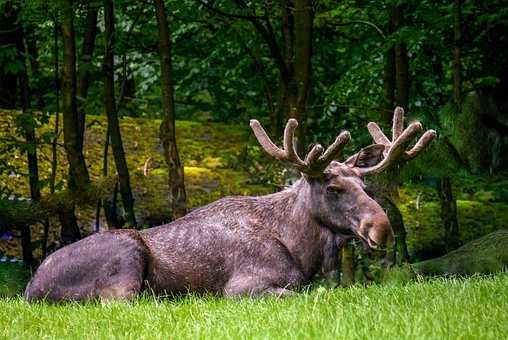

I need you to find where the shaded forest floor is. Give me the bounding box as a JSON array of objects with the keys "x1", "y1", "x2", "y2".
[
  {"x1": 1, "y1": 273, "x2": 507, "y2": 339},
  {"x1": 1, "y1": 110, "x2": 507, "y2": 262}
]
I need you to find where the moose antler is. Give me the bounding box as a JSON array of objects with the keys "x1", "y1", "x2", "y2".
[
  {"x1": 357, "y1": 107, "x2": 437, "y2": 175},
  {"x1": 250, "y1": 118, "x2": 351, "y2": 176}
]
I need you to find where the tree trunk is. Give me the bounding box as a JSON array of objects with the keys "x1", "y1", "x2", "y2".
[
  {"x1": 383, "y1": 47, "x2": 396, "y2": 122},
  {"x1": 289, "y1": 0, "x2": 313, "y2": 149},
  {"x1": 103, "y1": 0, "x2": 137, "y2": 227},
  {"x1": 154, "y1": 0, "x2": 187, "y2": 220},
  {"x1": 340, "y1": 243, "x2": 355, "y2": 287},
  {"x1": 45, "y1": 19, "x2": 60, "y2": 258},
  {"x1": 383, "y1": 194, "x2": 409, "y2": 264},
  {"x1": 438, "y1": 176, "x2": 460, "y2": 251},
  {"x1": 16, "y1": 24, "x2": 39, "y2": 268},
  {"x1": 59, "y1": 206, "x2": 81, "y2": 245},
  {"x1": 382, "y1": 6, "x2": 396, "y2": 124},
  {"x1": 76, "y1": 6, "x2": 99, "y2": 131},
  {"x1": 0, "y1": 4, "x2": 18, "y2": 108},
  {"x1": 453, "y1": 0, "x2": 462, "y2": 108},
  {"x1": 60, "y1": 0, "x2": 89, "y2": 244},
  {"x1": 61, "y1": 0, "x2": 90, "y2": 190},
  {"x1": 292, "y1": 0, "x2": 313, "y2": 120},
  {"x1": 279, "y1": 0, "x2": 294, "y2": 126},
  {"x1": 50, "y1": 18, "x2": 60, "y2": 196},
  {"x1": 392, "y1": 6, "x2": 409, "y2": 113}
]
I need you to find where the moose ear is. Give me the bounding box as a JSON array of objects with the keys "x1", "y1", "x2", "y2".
[{"x1": 345, "y1": 144, "x2": 385, "y2": 168}]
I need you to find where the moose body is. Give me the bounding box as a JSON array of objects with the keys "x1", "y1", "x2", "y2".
[
  {"x1": 25, "y1": 181, "x2": 348, "y2": 300},
  {"x1": 25, "y1": 108, "x2": 435, "y2": 301}
]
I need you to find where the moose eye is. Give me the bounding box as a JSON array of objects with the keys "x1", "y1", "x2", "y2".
[{"x1": 326, "y1": 186, "x2": 344, "y2": 195}]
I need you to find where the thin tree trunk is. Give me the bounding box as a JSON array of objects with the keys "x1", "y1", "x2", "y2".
[
  {"x1": 50, "y1": 19, "x2": 60, "y2": 197},
  {"x1": 154, "y1": 0, "x2": 187, "y2": 219},
  {"x1": 392, "y1": 6, "x2": 409, "y2": 112},
  {"x1": 290, "y1": 0, "x2": 314, "y2": 150},
  {"x1": 16, "y1": 24, "x2": 39, "y2": 268},
  {"x1": 293, "y1": 0, "x2": 313, "y2": 122},
  {"x1": 340, "y1": 243, "x2": 355, "y2": 287},
  {"x1": 76, "y1": 6, "x2": 99, "y2": 133},
  {"x1": 383, "y1": 47, "x2": 396, "y2": 122},
  {"x1": 103, "y1": 0, "x2": 137, "y2": 227},
  {"x1": 381, "y1": 1, "x2": 396, "y2": 126},
  {"x1": 438, "y1": 176, "x2": 460, "y2": 251},
  {"x1": 383, "y1": 195, "x2": 409, "y2": 264},
  {"x1": 60, "y1": 0, "x2": 88, "y2": 244},
  {"x1": 45, "y1": 19, "x2": 60, "y2": 258},
  {"x1": 0, "y1": 4, "x2": 18, "y2": 108},
  {"x1": 453, "y1": 0, "x2": 462, "y2": 108},
  {"x1": 277, "y1": 0, "x2": 293, "y2": 131}
]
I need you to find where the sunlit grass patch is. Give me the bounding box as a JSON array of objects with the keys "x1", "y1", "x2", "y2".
[{"x1": 1, "y1": 273, "x2": 507, "y2": 339}]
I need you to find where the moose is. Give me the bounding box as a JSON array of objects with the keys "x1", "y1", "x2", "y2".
[{"x1": 25, "y1": 107, "x2": 435, "y2": 301}]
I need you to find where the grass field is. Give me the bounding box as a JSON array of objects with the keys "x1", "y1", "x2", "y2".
[{"x1": 1, "y1": 273, "x2": 507, "y2": 340}]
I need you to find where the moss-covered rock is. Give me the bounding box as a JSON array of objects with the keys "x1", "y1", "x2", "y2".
[
  {"x1": 412, "y1": 230, "x2": 508, "y2": 275},
  {"x1": 440, "y1": 92, "x2": 506, "y2": 173}
]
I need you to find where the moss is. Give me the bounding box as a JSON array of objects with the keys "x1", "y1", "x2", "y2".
[{"x1": 413, "y1": 230, "x2": 508, "y2": 275}]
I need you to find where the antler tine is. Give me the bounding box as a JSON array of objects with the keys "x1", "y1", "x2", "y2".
[
  {"x1": 250, "y1": 118, "x2": 307, "y2": 171},
  {"x1": 250, "y1": 120, "x2": 286, "y2": 160},
  {"x1": 318, "y1": 131, "x2": 351, "y2": 165},
  {"x1": 283, "y1": 119, "x2": 306, "y2": 167},
  {"x1": 305, "y1": 144, "x2": 325, "y2": 165},
  {"x1": 404, "y1": 129, "x2": 437, "y2": 159},
  {"x1": 367, "y1": 122, "x2": 390, "y2": 158},
  {"x1": 367, "y1": 122, "x2": 390, "y2": 146},
  {"x1": 358, "y1": 121, "x2": 423, "y2": 175},
  {"x1": 392, "y1": 106, "x2": 405, "y2": 140}
]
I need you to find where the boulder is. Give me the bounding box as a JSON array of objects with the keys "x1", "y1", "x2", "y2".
[{"x1": 413, "y1": 229, "x2": 508, "y2": 275}]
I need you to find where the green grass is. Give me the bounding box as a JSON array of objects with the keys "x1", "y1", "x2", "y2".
[{"x1": 1, "y1": 274, "x2": 507, "y2": 339}]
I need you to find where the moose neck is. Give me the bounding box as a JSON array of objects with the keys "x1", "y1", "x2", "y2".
[{"x1": 263, "y1": 178, "x2": 323, "y2": 278}]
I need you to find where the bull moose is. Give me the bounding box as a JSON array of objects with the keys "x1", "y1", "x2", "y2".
[{"x1": 25, "y1": 107, "x2": 435, "y2": 301}]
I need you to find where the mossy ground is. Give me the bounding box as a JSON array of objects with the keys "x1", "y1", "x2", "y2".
[
  {"x1": 0, "y1": 111, "x2": 271, "y2": 259},
  {"x1": 398, "y1": 177, "x2": 508, "y2": 260},
  {"x1": 1, "y1": 110, "x2": 507, "y2": 263}
]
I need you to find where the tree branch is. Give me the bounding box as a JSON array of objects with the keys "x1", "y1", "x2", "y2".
[
  {"x1": 196, "y1": 0, "x2": 264, "y2": 20},
  {"x1": 331, "y1": 20, "x2": 386, "y2": 39}
]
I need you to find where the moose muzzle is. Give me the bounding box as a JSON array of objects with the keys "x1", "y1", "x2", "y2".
[{"x1": 358, "y1": 214, "x2": 395, "y2": 249}]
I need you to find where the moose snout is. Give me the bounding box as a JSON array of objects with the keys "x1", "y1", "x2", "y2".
[{"x1": 358, "y1": 215, "x2": 395, "y2": 249}]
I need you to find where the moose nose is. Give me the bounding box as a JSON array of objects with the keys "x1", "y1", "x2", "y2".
[{"x1": 359, "y1": 215, "x2": 395, "y2": 249}]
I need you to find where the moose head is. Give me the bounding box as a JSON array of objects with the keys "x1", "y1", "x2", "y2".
[{"x1": 250, "y1": 107, "x2": 436, "y2": 250}]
